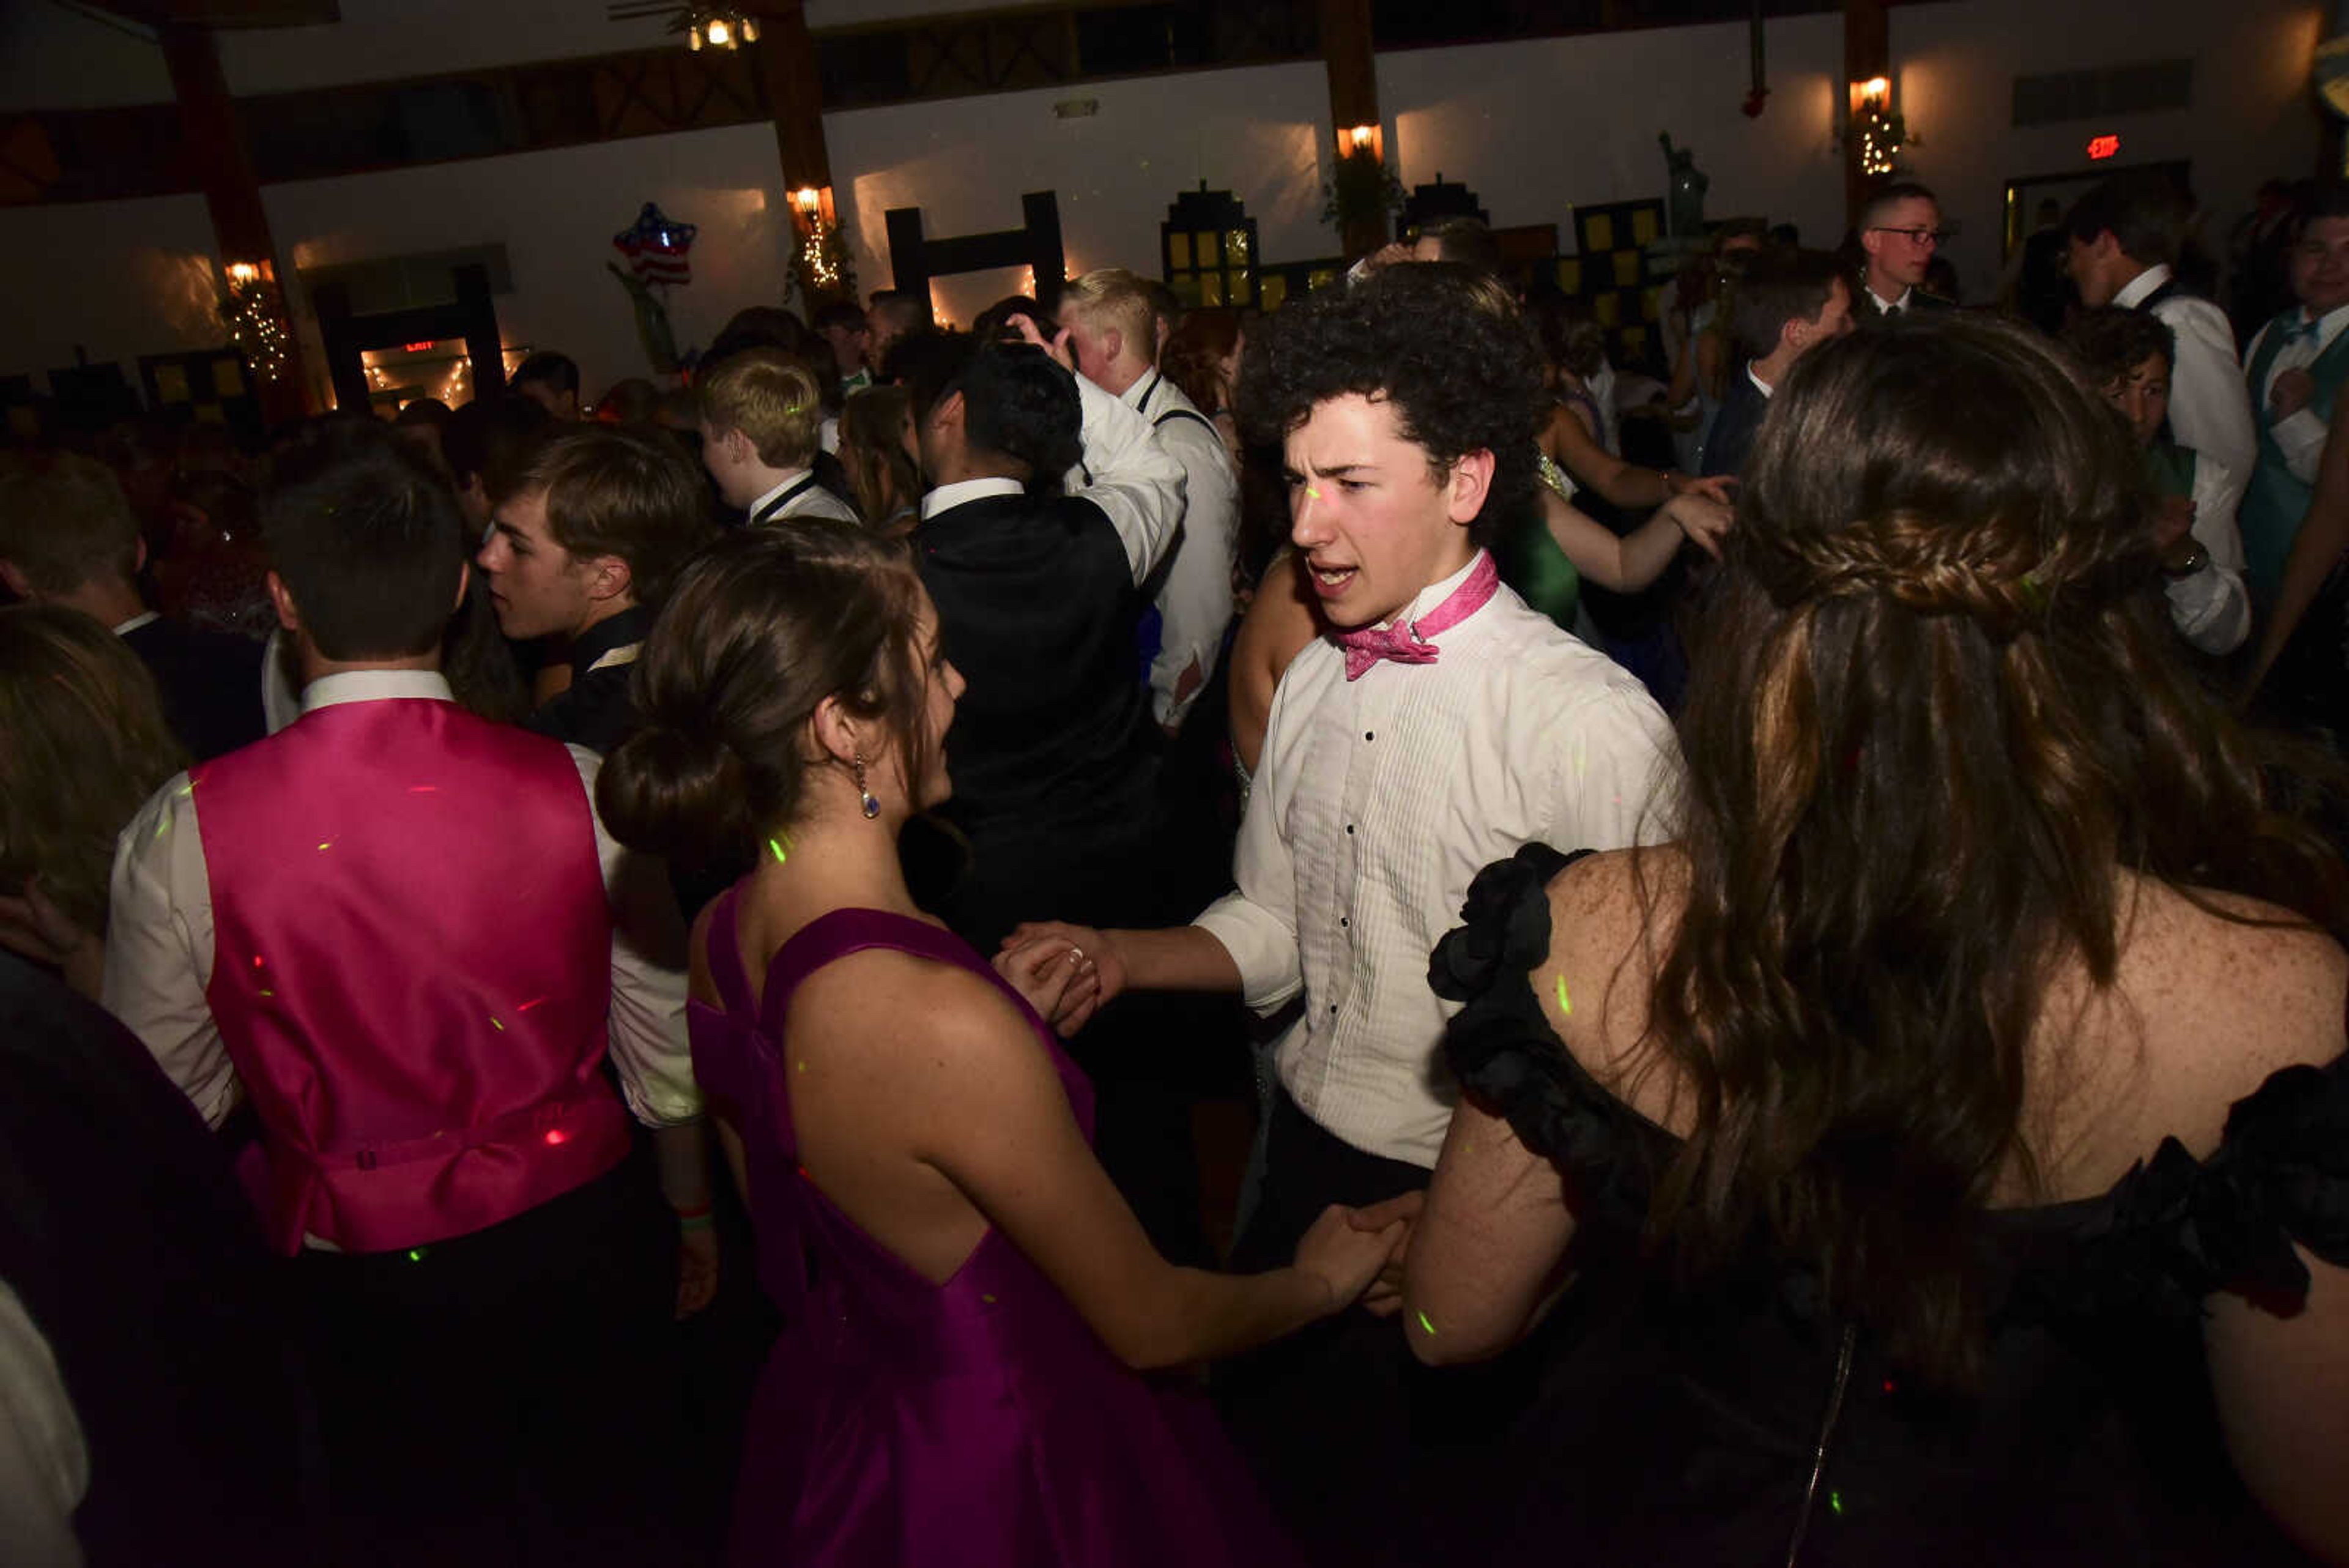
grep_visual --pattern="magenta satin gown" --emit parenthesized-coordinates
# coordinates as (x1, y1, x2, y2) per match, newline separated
(690, 895, 1299, 1567)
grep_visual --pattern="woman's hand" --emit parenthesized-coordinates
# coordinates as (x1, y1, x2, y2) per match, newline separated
(1666, 472, 1735, 506)
(1664, 491, 1735, 559)
(993, 927, 1108, 1036)
(1346, 1190, 1425, 1317)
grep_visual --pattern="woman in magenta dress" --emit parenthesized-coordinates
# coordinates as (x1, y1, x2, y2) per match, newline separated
(598, 526, 1402, 1566)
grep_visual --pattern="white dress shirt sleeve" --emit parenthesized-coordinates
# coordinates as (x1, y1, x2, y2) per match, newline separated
(0, 1279, 86, 1568)
(103, 774, 239, 1129)
(2167, 451, 2252, 656)
(1148, 418, 1241, 728)
(1072, 374, 1185, 586)
(2156, 298, 2256, 483)
(1535, 676, 1685, 853)
(566, 747, 702, 1128)
(1190, 669, 1307, 1014)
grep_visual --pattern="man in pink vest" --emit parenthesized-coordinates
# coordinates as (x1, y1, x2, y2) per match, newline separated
(102, 425, 702, 1564)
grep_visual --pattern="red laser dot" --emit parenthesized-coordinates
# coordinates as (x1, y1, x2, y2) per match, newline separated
(543, 1128, 568, 1146)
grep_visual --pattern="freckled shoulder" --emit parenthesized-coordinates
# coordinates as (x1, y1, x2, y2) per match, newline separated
(1538, 847, 1687, 1117)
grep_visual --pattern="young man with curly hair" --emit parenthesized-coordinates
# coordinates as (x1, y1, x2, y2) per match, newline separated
(1004, 264, 1681, 1565)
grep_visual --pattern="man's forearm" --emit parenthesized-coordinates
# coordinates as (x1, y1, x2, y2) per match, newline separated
(1111, 924, 1245, 995)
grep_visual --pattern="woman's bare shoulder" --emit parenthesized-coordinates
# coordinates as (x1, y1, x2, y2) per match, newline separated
(1537, 847, 1689, 1119)
(2123, 880, 2348, 1087)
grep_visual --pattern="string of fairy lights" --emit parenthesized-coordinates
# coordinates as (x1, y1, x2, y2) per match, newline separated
(1850, 76, 1906, 179)
(221, 262, 290, 385)
(365, 346, 529, 409)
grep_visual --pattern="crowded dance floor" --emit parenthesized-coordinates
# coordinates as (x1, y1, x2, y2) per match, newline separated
(2, 0, 2346, 1562)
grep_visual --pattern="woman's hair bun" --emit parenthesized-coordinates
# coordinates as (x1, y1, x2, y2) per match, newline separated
(595, 720, 755, 869)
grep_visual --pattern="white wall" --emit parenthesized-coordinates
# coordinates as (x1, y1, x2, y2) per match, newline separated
(0, 193, 223, 370)
(1379, 13, 1848, 262)
(825, 59, 1330, 329)
(1890, 0, 2323, 294)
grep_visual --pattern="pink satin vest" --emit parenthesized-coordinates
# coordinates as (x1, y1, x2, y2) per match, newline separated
(195, 696, 631, 1255)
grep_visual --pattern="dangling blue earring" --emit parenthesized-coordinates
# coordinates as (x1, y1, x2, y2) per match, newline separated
(853, 753, 880, 820)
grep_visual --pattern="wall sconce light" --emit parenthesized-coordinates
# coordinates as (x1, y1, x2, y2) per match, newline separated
(1340, 123, 1382, 163)
(1845, 75, 1907, 179)
(789, 184, 836, 228)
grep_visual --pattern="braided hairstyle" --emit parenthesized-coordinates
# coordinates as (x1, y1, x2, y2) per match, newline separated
(1642, 313, 2345, 1388)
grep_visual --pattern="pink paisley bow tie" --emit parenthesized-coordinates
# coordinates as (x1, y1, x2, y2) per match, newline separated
(1335, 552, 1501, 681)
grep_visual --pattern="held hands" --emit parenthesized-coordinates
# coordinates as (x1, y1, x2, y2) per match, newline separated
(1663, 490, 1735, 560)
(993, 923, 1116, 1036)
(1665, 471, 1735, 507)
(2272, 366, 2316, 420)
(1294, 1202, 1413, 1317)
(1344, 1190, 1425, 1318)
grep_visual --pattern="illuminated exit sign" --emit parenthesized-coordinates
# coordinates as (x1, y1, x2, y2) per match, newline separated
(2087, 134, 2121, 161)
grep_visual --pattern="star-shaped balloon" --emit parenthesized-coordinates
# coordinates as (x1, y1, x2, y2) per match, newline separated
(614, 202, 698, 288)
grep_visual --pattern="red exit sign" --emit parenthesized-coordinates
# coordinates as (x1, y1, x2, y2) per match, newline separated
(2087, 134, 2121, 161)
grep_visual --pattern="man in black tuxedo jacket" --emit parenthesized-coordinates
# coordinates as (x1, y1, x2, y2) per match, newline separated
(0, 452, 262, 760)
(895, 331, 1185, 952)
(1705, 248, 1857, 480)
(896, 332, 1223, 1262)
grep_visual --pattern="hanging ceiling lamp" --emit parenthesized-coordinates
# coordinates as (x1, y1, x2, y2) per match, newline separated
(684, 8, 759, 51)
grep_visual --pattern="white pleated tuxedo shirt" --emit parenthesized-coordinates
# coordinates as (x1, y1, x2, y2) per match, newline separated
(1193, 553, 1682, 1168)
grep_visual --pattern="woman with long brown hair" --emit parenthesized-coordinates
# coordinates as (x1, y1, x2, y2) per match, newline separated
(1399, 314, 2349, 1563)
(834, 383, 921, 536)
(0, 603, 187, 997)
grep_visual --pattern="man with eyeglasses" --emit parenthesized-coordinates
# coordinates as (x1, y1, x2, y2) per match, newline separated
(1857, 182, 1953, 318)
(2065, 170, 2255, 486)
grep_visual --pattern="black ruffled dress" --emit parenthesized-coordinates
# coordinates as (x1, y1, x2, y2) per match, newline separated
(1431, 844, 2349, 1566)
